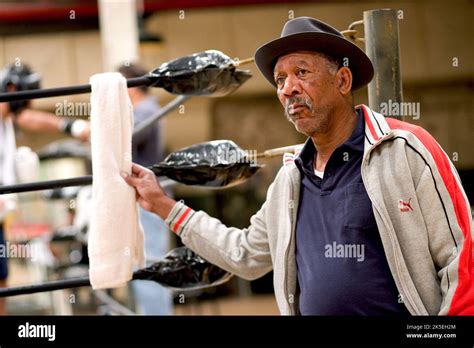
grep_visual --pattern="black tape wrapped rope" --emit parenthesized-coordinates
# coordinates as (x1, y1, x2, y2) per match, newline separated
(0, 247, 232, 297)
(0, 50, 251, 102)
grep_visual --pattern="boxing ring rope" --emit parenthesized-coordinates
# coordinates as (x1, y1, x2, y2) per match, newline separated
(0, 247, 233, 298)
(0, 142, 302, 195)
(0, 50, 253, 195)
(340, 20, 365, 44)
(0, 265, 162, 297)
(0, 175, 175, 195)
(0, 51, 254, 103)
(1, 276, 91, 297)
(0, 176, 93, 195)
(0, 94, 188, 195)
(0, 76, 152, 103)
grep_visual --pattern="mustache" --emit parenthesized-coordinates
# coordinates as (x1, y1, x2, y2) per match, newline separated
(285, 97, 314, 116)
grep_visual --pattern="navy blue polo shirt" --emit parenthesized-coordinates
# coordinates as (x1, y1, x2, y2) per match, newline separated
(294, 110, 410, 315)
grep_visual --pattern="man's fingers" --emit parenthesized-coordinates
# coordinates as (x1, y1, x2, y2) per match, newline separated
(121, 171, 140, 187)
(130, 163, 151, 178)
(132, 162, 156, 179)
(131, 163, 146, 175)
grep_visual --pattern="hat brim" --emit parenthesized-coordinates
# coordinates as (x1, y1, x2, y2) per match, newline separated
(254, 32, 374, 90)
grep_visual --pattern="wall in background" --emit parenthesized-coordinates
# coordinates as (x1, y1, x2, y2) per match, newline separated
(0, 0, 471, 168)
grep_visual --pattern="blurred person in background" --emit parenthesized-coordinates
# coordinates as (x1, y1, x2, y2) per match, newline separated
(118, 63, 173, 315)
(0, 63, 90, 315)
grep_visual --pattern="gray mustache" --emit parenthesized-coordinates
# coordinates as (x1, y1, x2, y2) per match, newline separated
(285, 97, 314, 115)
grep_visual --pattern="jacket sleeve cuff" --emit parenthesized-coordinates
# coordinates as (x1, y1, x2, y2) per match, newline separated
(165, 200, 195, 236)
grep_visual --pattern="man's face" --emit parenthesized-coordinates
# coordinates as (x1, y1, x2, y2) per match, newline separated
(274, 51, 339, 137)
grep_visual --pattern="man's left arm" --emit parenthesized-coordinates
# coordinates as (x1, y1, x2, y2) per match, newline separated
(414, 148, 473, 315)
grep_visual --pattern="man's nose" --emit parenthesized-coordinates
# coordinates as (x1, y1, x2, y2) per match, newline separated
(280, 75, 302, 96)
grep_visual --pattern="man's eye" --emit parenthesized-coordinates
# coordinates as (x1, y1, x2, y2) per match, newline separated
(275, 77, 285, 86)
(297, 69, 308, 76)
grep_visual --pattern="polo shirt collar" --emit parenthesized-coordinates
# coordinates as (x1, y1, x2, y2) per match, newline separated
(295, 109, 365, 173)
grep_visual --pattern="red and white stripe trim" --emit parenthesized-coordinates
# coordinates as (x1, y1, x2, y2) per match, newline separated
(167, 204, 195, 235)
(386, 117, 473, 315)
(358, 104, 391, 144)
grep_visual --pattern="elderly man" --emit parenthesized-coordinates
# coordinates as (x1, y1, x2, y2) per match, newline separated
(122, 17, 473, 315)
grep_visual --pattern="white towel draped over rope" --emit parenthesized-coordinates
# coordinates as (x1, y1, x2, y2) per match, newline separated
(88, 72, 145, 289)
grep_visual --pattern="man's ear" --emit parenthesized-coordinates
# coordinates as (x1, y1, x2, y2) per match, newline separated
(336, 67, 353, 96)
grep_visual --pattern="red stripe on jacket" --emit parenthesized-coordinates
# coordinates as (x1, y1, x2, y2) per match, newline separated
(386, 117, 473, 314)
(172, 207, 192, 234)
(360, 105, 381, 141)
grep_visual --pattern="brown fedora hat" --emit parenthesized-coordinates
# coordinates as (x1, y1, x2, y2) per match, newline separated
(254, 17, 374, 90)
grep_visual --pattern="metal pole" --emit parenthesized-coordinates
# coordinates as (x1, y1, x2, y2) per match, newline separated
(133, 95, 189, 138)
(98, 0, 139, 71)
(364, 9, 403, 116)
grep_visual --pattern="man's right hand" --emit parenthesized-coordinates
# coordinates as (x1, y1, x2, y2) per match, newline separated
(121, 163, 176, 219)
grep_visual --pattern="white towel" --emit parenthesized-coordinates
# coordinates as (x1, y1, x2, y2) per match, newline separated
(88, 72, 145, 289)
